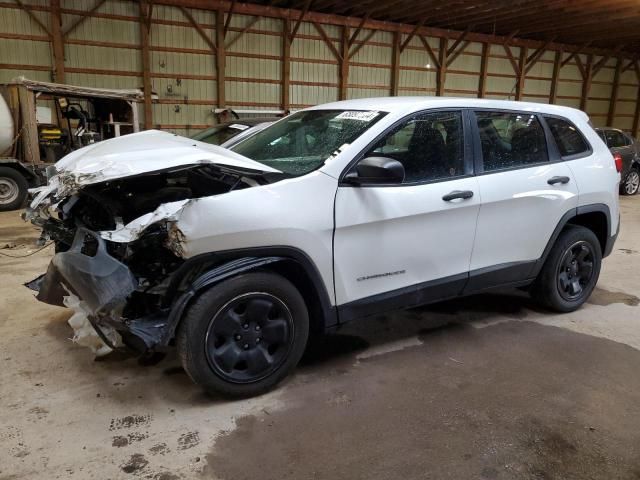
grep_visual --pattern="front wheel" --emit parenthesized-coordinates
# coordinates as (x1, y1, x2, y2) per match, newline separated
(621, 168, 640, 195)
(177, 272, 309, 397)
(531, 225, 602, 312)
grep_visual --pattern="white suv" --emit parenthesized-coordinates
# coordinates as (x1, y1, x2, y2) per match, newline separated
(26, 97, 620, 397)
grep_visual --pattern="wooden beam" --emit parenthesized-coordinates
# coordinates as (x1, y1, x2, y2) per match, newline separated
(179, 6, 217, 52)
(149, 0, 635, 60)
(390, 30, 400, 96)
(418, 34, 440, 70)
(549, 49, 562, 104)
(289, 0, 311, 42)
(139, 0, 153, 129)
(580, 54, 593, 111)
(446, 40, 469, 68)
(436, 37, 446, 96)
(348, 29, 375, 59)
(561, 42, 592, 67)
(216, 8, 226, 107)
(15, 0, 51, 37)
(281, 18, 291, 111)
(348, 13, 369, 48)
(524, 37, 555, 74)
(478, 42, 490, 98)
(592, 46, 623, 76)
(446, 28, 470, 57)
(50, 0, 65, 82)
(339, 25, 349, 100)
(225, 16, 260, 49)
(633, 84, 640, 138)
(607, 57, 622, 126)
(400, 19, 424, 53)
(515, 46, 527, 100)
(222, 0, 236, 38)
(62, 0, 106, 38)
(312, 21, 341, 61)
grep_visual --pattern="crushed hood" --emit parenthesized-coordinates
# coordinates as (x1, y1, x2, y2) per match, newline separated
(54, 129, 280, 185)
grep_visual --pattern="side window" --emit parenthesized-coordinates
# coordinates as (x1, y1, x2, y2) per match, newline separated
(475, 111, 548, 171)
(368, 110, 465, 183)
(545, 117, 590, 157)
(605, 130, 626, 148)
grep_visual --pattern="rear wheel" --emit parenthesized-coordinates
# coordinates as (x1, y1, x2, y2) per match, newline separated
(531, 225, 601, 312)
(621, 168, 640, 195)
(177, 272, 309, 397)
(0, 167, 28, 212)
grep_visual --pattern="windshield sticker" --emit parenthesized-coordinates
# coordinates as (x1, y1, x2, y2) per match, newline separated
(229, 123, 250, 130)
(336, 111, 380, 122)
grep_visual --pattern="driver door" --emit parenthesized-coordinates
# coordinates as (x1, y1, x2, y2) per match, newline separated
(333, 110, 480, 319)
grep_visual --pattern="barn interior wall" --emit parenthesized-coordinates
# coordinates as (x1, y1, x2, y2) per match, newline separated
(1, 0, 638, 136)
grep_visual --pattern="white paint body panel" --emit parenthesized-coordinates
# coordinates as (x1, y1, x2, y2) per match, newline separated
(0, 94, 14, 157)
(54, 129, 280, 185)
(176, 171, 337, 303)
(470, 163, 578, 271)
(334, 178, 480, 304)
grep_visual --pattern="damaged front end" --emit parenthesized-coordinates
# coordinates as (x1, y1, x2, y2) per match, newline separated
(25, 133, 281, 355)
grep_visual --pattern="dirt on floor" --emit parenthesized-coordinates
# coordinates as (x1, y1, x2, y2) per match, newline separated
(0, 197, 639, 480)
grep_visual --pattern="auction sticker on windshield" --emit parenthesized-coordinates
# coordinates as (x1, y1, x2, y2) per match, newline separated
(335, 111, 380, 121)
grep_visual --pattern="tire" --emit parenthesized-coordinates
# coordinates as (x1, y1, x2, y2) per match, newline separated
(0, 167, 28, 212)
(177, 272, 309, 397)
(620, 167, 640, 195)
(531, 225, 602, 313)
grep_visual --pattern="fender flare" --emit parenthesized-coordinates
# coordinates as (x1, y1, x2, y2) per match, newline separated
(532, 203, 612, 277)
(160, 248, 337, 345)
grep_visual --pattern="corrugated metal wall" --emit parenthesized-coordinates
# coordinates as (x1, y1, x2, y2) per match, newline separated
(1, 0, 639, 136)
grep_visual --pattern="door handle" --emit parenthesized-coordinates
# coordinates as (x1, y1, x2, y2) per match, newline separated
(547, 176, 570, 185)
(442, 190, 474, 201)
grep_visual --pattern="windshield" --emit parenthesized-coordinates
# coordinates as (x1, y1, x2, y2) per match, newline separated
(230, 110, 386, 176)
(191, 124, 250, 145)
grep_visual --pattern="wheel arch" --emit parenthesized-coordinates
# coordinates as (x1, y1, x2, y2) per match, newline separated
(161, 247, 337, 345)
(534, 203, 611, 277)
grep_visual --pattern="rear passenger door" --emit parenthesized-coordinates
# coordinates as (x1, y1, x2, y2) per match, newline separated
(466, 110, 579, 291)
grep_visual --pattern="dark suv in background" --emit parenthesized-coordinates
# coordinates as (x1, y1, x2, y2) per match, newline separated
(596, 127, 640, 195)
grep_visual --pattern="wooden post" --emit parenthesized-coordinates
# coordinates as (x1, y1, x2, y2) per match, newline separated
(49, 0, 65, 82)
(478, 42, 490, 98)
(282, 18, 291, 111)
(216, 9, 226, 108)
(390, 30, 401, 96)
(607, 57, 622, 126)
(437, 37, 447, 96)
(549, 50, 562, 104)
(139, 0, 153, 129)
(339, 25, 349, 100)
(580, 54, 593, 112)
(515, 46, 527, 100)
(633, 85, 640, 138)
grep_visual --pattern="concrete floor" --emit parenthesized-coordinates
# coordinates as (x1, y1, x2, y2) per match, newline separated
(0, 197, 639, 480)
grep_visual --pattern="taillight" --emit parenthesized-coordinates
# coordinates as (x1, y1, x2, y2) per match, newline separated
(613, 152, 623, 173)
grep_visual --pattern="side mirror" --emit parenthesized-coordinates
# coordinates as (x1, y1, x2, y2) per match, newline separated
(344, 156, 405, 185)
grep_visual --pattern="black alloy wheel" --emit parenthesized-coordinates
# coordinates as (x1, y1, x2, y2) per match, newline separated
(205, 293, 294, 383)
(556, 241, 595, 301)
(177, 271, 309, 397)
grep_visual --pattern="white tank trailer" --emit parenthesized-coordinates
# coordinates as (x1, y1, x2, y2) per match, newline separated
(0, 94, 13, 157)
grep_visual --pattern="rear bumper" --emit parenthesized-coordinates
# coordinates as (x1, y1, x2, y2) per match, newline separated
(603, 216, 620, 258)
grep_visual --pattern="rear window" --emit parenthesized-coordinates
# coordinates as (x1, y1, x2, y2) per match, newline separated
(545, 117, 590, 157)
